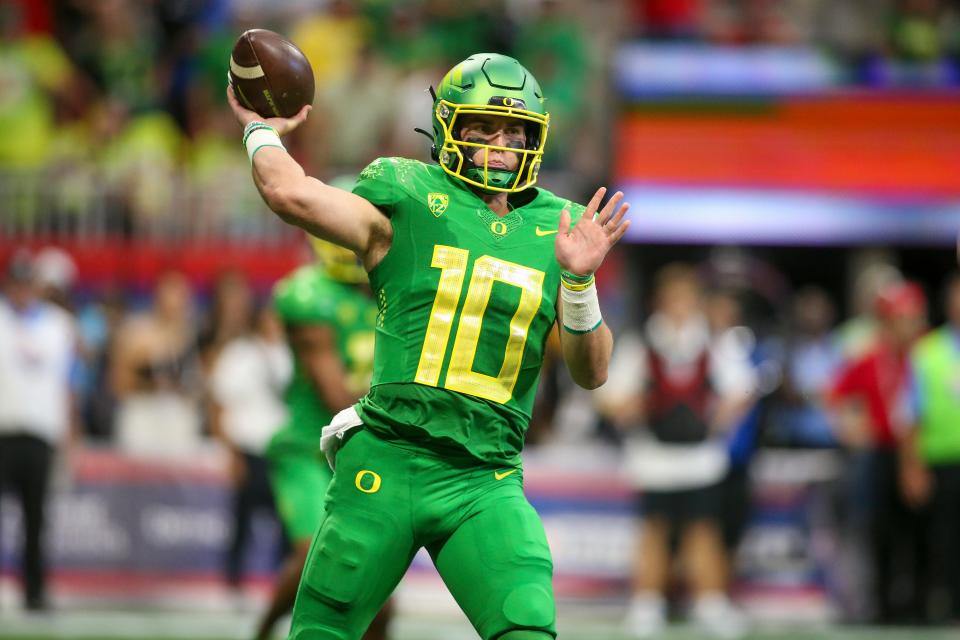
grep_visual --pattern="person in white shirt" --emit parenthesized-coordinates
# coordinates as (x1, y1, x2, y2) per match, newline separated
(110, 271, 202, 457)
(0, 250, 78, 611)
(597, 264, 756, 639)
(208, 304, 291, 590)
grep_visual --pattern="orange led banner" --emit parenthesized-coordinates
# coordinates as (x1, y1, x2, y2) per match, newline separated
(615, 95, 960, 197)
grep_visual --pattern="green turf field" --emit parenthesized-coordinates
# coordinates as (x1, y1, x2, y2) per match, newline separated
(0, 610, 957, 640)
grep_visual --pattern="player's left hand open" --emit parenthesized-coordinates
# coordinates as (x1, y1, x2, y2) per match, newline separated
(227, 84, 310, 135)
(555, 187, 631, 277)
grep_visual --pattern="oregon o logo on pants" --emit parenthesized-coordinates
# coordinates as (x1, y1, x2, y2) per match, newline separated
(354, 470, 382, 494)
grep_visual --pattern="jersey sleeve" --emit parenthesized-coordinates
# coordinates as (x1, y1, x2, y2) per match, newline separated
(272, 270, 338, 327)
(352, 157, 403, 217)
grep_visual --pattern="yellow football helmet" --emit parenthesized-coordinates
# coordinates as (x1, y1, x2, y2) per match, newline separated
(307, 235, 367, 284)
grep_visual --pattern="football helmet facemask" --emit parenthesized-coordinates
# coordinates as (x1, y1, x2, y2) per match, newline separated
(431, 53, 549, 194)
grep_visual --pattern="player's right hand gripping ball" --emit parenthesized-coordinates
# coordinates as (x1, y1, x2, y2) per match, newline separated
(229, 29, 315, 119)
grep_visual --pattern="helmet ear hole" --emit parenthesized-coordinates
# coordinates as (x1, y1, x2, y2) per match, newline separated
(524, 123, 540, 150)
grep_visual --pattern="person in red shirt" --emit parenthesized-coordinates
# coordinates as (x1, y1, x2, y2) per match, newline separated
(828, 281, 927, 624)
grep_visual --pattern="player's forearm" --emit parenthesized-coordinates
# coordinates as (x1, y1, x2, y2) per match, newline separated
(251, 149, 374, 255)
(252, 149, 326, 233)
(561, 322, 612, 389)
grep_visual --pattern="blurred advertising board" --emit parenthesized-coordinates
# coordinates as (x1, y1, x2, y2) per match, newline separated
(0, 445, 839, 619)
(613, 43, 960, 246)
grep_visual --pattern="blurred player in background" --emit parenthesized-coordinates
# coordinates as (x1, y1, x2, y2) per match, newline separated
(0, 250, 78, 611)
(229, 52, 629, 639)
(255, 234, 386, 640)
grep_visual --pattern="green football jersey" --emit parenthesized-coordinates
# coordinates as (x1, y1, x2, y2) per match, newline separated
(269, 265, 377, 454)
(353, 157, 585, 466)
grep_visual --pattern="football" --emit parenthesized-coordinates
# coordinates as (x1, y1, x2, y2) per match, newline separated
(228, 29, 315, 119)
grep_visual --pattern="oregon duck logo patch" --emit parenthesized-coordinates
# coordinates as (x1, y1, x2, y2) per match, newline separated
(427, 192, 449, 217)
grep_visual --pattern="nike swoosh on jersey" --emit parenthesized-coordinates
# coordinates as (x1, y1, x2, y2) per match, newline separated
(494, 469, 518, 480)
(535, 227, 558, 236)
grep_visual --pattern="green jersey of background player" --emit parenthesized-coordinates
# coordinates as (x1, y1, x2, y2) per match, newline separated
(229, 52, 631, 640)
(256, 236, 390, 640)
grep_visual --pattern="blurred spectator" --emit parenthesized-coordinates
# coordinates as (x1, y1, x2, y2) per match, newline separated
(32, 246, 78, 311)
(198, 269, 255, 375)
(208, 303, 290, 591)
(705, 289, 762, 556)
(768, 286, 844, 448)
(0, 1, 78, 170)
(828, 280, 928, 624)
(598, 264, 753, 639)
(290, 0, 370, 90)
(76, 285, 127, 440)
(632, 0, 707, 40)
(900, 272, 960, 622)
(110, 270, 202, 456)
(97, 104, 183, 231)
(513, 0, 589, 166)
(835, 261, 902, 361)
(307, 46, 400, 173)
(65, 0, 161, 113)
(889, 0, 949, 61)
(0, 249, 78, 611)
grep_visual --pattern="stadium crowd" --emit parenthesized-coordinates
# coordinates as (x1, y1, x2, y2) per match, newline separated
(3, 0, 960, 238)
(2, 0, 960, 634)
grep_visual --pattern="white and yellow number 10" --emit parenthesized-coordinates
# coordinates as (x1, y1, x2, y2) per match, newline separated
(414, 245, 545, 404)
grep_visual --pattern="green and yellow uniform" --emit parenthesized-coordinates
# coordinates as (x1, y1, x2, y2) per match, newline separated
(290, 157, 584, 640)
(268, 265, 376, 541)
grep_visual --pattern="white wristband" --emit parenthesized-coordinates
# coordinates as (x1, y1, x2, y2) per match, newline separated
(561, 280, 603, 334)
(245, 127, 285, 163)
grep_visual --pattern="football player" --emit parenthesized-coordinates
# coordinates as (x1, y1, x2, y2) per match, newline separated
(229, 53, 630, 640)
(255, 236, 388, 640)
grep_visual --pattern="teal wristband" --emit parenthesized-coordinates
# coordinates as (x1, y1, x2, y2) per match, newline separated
(561, 270, 594, 284)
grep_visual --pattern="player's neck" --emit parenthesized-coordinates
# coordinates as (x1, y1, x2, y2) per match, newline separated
(480, 192, 511, 217)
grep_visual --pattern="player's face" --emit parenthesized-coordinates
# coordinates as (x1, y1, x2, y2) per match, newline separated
(458, 115, 527, 172)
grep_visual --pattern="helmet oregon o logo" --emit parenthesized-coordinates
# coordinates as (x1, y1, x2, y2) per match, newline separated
(502, 97, 514, 107)
(355, 470, 382, 494)
(490, 220, 508, 236)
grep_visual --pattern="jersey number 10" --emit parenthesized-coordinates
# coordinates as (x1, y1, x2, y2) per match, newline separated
(415, 244, 545, 404)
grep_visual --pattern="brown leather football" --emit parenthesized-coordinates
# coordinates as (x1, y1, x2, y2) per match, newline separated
(228, 29, 315, 119)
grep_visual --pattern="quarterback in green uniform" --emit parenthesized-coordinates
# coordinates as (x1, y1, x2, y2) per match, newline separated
(228, 53, 630, 640)
(255, 238, 389, 640)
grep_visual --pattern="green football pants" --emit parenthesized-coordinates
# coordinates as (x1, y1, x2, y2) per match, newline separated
(269, 446, 332, 542)
(288, 428, 556, 640)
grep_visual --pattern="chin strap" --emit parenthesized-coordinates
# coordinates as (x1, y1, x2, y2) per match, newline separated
(413, 127, 438, 161)
(418, 85, 440, 160)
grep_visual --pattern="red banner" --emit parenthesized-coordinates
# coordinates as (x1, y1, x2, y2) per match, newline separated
(615, 94, 960, 197)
